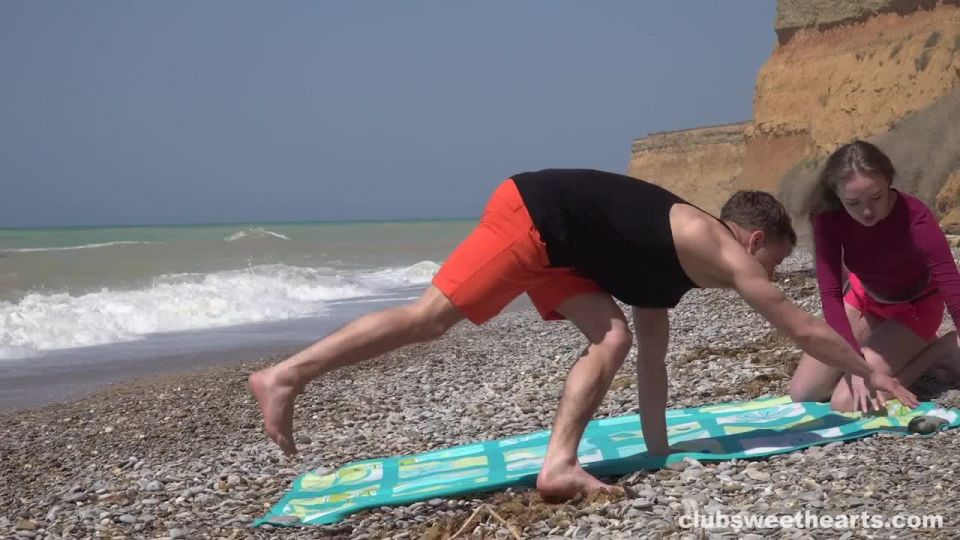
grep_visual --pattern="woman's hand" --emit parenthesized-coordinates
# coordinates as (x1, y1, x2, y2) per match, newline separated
(863, 371, 919, 410)
(848, 374, 881, 412)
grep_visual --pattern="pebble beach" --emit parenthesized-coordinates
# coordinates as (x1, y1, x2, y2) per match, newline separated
(3, 248, 960, 539)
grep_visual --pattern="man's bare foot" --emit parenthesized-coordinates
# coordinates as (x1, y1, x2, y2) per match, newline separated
(536, 461, 622, 502)
(249, 367, 300, 456)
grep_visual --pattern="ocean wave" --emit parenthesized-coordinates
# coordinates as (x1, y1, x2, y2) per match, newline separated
(224, 228, 291, 241)
(1, 241, 157, 253)
(0, 261, 440, 359)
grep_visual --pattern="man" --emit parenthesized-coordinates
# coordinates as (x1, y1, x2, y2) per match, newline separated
(250, 169, 917, 500)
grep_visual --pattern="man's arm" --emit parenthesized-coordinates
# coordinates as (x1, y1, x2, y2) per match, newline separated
(672, 208, 917, 408)
(633, 307, 670, 456)
(731, 265, 872, 377)
(725, 249, 918, 408)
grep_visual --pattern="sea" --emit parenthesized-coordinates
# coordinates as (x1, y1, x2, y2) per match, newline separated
(0, 220, 476, 405)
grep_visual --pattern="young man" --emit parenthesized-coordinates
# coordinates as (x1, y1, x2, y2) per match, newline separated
(250, 169, 917, 500)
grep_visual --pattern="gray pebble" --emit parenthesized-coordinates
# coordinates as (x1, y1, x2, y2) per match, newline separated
(144, 481, 163, 492)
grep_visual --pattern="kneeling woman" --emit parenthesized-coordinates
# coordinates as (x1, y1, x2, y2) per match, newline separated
(790, 140, 960, 412)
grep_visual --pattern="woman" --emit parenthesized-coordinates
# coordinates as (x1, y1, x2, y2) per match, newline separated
(789, 140, 960, 412)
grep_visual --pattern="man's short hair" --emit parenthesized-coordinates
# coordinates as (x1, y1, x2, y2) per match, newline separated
(720, 190, 797, 246)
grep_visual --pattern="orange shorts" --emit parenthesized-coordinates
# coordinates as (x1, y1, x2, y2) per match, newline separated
(432, 179, 603, 324)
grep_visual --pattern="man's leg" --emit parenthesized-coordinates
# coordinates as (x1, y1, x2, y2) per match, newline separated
(536, 293, 632, 500)
(250, 285, 465, 455)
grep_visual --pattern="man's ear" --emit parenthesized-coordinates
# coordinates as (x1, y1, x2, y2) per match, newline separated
(748, 230, 765, 254)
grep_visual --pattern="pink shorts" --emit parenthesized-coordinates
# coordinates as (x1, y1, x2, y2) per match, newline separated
(843, 272, 944, 342)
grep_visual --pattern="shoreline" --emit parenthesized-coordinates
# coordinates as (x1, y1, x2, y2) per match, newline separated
(0, 294, 536, 414)
(0, 343, 303, 413)
(3, 253, 960, 538)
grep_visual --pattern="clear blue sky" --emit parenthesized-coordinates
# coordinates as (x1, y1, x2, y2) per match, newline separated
(0, 1, 777, 227)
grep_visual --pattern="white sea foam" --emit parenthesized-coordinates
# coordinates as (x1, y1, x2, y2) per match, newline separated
(1, 241, 156, 253)
(223, 228, 291, 241)
(0, 261, 440, 359)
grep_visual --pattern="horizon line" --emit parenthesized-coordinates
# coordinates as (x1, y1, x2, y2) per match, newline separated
(0, 216, 477, 232)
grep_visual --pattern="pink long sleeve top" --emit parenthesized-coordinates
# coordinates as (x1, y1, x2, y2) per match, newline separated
(812, 190, 960, 350)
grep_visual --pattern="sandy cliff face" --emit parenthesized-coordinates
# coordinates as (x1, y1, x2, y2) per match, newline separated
(773, 0, 960, 45)
(746, 1, 960, 197)
(626, 123, 747, 214)
(630, 0, 960, 227)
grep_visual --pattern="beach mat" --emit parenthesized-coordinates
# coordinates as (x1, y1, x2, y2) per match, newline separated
(256, 396, 960, 526)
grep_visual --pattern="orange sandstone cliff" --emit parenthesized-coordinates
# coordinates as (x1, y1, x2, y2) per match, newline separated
(628, 0, 960, 228)
(626, 123, 748, 214)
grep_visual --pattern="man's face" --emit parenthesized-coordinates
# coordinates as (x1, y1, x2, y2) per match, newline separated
(749, 235, 793, 280)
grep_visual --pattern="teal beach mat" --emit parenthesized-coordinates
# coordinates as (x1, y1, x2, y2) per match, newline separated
(256, 396, 960, 527)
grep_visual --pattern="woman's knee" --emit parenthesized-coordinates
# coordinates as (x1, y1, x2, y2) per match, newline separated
(788, 379, 829, 403)
(789, 354, 840, 403)
(788, 380, 813, 403)
(829, 384, 856, 412)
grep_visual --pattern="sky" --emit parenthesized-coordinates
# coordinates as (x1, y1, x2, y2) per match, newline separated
(0, 1, 778, 228)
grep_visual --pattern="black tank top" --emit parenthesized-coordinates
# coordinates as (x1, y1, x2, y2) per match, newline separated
(512, 168, 699, 308)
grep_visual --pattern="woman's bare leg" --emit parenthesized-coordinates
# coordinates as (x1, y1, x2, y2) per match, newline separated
(789, 303, 877, 402)
(828, 320, 929, 411)
(881, 330, 960, 388)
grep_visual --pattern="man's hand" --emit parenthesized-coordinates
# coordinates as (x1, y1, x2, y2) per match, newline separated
(645, 441, 672, 457)
(864, 371, 918, 409)
(634, 308, 670, 460)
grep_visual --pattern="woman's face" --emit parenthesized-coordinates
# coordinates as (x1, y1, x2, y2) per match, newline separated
(836, 171, 894, 227)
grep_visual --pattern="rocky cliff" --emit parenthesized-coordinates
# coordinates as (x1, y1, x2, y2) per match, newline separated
(629, 0, 960, 229)
(626, 123, 748, 214)
(773, 0, 960, 45)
